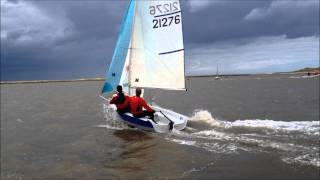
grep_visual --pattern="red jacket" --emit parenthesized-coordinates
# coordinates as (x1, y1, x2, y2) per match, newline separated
(129, 96, 154, 116)
(110, 94, 130, 110)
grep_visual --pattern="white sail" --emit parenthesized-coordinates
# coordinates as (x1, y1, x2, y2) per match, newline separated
(119, 41, 131, 93)
(129, 0, 185, 90)
(118, 45, 137, 96)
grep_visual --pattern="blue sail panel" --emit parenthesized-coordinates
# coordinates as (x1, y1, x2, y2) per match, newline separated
(102, 0, 135, 94)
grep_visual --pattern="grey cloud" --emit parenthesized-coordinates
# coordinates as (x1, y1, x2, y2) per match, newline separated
(27, 1, 127, 44)
(62, 3, 124, 41)
(1, 0, 126, 80)
(1, 0, 319, 81)
(6, 29, 41, 41)
(243, 0, 319, 38)
(1, 35, 115, 80)
(6, 0, 18, 4)
(181, 0, 318, 44)
(181, 0, 271, 44)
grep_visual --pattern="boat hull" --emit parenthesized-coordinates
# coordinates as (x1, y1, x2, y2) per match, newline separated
(114, 106, 188, 133)
(118, 113, 155, 131)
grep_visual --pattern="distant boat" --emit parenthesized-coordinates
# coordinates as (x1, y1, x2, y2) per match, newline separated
(100, 0, 188, 133)
(214, 64, 221, 80)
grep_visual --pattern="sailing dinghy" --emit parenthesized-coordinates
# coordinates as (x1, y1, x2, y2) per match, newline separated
(100, 0, 188, 133)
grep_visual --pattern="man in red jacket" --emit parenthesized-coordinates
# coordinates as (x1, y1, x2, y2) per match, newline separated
(129, 88, 155, 120)
(110, 85, 130, 113)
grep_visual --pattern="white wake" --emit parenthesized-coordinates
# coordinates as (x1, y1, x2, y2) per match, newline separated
(168, 110, 320, 168)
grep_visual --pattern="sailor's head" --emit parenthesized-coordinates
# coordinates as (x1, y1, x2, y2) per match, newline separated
(136, 88, 142, 97)
(116, 85, 123, 93)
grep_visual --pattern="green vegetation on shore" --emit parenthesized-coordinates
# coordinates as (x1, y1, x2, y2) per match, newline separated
(293, 67, 320, 73)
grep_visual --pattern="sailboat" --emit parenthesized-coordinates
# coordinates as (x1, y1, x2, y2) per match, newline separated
(214, 64, 221, 80)
(100, 0, 188, 133)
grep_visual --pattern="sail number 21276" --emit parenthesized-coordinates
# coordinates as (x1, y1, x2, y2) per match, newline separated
(153, 15, 181, 29)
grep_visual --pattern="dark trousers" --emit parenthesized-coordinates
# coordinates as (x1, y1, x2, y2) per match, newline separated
(117, 108, 130, 114)
(134, 110, 155, 120)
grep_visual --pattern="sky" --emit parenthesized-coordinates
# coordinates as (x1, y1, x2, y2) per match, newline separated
(1, 0, 319, 81)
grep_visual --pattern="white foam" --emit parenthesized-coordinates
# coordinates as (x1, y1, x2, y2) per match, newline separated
(188, 110, 320, 136)
(181, 162, 215, 177)
(194, 129, 229, 140)
(289, 75, 320, 79)
(201, 142, 238, 154)
(172, 127, 320, 167)
(169, 139, 196, 146)
(96, 124, 124, 130)
(282, 154, 320, 168)
(189, 110, 223, 127)
(168, 109, 320, 167)
(225, 119, 320, 135)
(16, 118, 23, 123)
(101, 102, 128, 130)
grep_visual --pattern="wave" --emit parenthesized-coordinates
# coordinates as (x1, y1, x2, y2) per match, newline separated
(225, 119, 319, 135)
(169, 110, 320, 168)
(100, 104, 320, 168)
(188, 110, 319, 136)
(99, 103, 128, 130)
(96, 124, 124, 130)
(188, 110, 223, 127)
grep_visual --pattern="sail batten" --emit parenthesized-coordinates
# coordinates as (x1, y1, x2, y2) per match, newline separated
(159, 49, 184, 55)
(154, 10, 181, 18)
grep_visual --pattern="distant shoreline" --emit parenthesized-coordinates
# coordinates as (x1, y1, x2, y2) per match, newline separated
(0, 74, 257, 84)
(0, 78, 105, 85)
(0, 72, 311, 84)
(1, 75, 253, 84)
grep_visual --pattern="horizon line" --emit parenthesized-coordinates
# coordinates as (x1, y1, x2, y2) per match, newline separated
(1, 71, 315, 84)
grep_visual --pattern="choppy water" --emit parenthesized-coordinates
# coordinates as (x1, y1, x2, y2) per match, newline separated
(1, 74, 319, 179)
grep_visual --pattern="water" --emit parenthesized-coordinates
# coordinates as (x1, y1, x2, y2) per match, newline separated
(1, 74, 319, 179)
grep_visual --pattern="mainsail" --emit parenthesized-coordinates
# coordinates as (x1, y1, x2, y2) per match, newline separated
(102, 0, 185, 94)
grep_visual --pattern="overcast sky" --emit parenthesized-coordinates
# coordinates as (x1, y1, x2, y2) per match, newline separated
(1, 0, 319, 80)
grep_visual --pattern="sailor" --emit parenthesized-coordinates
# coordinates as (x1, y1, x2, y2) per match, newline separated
(129, 88, 155, 121)
(110, 85, 130, 113)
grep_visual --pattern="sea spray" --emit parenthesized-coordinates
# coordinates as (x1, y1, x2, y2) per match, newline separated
(100, 102, 128, 130)
(189, 109, 223, 127)
(188, 110, 320, 136)
(168, 109, 320, 168)
(224, 120, 320, 136)
(100, 103, 320, 168)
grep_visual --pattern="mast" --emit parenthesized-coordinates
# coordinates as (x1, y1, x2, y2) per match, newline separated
(216, 65, 219, 76)
(128, 0, 136, 96)
(128, 47, 132, 96)
(180, 0, 187, 91)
